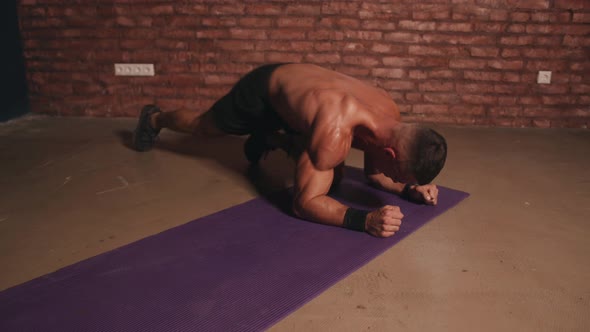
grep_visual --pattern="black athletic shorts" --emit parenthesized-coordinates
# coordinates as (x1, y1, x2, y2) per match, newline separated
(211, 63, 292, 136)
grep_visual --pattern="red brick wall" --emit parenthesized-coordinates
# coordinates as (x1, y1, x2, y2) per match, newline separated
(18, 0, 590, 128)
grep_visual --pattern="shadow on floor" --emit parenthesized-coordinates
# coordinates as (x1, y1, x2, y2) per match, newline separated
(115, 129, 295, 214)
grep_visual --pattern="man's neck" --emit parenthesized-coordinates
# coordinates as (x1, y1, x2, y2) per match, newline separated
(353, 116, 400, 148)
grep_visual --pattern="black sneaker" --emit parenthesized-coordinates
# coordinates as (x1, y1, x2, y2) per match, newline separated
(244, 134, 273, 164)
(133, 105, 162, 152)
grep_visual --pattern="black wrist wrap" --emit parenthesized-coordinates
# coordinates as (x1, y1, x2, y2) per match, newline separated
(400, 183, 413, 200)
(343, 208, 369, 232)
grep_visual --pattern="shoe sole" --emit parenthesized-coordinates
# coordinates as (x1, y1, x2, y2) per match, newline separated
(133, 105, 160, 152)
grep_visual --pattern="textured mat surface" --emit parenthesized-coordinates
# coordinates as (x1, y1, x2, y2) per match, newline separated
(0, 167, 468, 332)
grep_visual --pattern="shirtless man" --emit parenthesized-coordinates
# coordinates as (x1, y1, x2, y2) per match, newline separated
(133, 63, 447, 238)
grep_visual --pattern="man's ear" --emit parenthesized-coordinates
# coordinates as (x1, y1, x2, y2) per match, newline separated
(384, 147, 396, 160)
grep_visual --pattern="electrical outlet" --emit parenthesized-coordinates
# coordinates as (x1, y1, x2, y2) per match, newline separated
(114, 63, 155, 76)
(537, 71, 551, 84)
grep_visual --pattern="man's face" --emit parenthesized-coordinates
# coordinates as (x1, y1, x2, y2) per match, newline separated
(382, 159, 416, 184)
(374, 148, 416, 184)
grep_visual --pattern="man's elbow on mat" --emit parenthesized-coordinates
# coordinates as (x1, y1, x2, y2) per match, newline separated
(292, 198, 308, 220)
(292, 197, 321, 223)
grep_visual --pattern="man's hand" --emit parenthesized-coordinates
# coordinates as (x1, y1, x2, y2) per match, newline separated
(410, 184, 439, 205)
(365, 205, 404, 238)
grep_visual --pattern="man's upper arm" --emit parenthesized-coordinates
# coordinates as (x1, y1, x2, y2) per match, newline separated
(292, 151, 352, 227)
(294, 151, 333, 211)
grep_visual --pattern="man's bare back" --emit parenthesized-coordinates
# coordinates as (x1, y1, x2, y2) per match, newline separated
(132, 63, 447, 237)
(269, 64, 400, 133)
(268, 64, 402, 170)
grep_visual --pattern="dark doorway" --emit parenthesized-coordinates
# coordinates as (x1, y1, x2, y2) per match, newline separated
(1, 0, 29, 122)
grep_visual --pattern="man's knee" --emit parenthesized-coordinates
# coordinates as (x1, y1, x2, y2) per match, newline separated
(192, 111, 225, 137)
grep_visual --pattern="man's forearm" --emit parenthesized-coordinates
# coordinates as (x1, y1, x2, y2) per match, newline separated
(367, 173, 434, 204)
(366, 172, 406, 195)
(293, 194, 349, 227)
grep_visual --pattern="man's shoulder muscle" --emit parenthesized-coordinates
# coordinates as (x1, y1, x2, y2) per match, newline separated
(308, 119, 352, 171)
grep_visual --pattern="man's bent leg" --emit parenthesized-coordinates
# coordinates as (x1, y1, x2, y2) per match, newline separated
(243, 131, 293, 164)
(133, 105, 225, 152)
(267, 131, 305, 159)
(152, 108, 225, 137)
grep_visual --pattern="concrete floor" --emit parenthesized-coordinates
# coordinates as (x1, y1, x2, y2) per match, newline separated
(0, 115, 588, 331)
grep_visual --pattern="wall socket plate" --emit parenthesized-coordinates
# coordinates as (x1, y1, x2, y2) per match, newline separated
(114, 63, 155, 76)
(537, 71, 551, 84)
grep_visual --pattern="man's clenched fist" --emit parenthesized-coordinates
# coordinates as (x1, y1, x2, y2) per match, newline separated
(365, 205, 404, 238)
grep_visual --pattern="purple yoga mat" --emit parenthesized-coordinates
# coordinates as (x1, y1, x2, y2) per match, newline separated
(0, 167, 468, 332)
